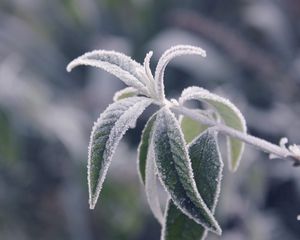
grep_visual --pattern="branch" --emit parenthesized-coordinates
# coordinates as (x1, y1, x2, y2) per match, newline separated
(171, 105, 300, 166)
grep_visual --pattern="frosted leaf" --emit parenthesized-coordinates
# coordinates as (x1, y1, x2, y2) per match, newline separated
(297, 215, 300, 221)
(145, 142, 164, 224)
(144, 51, 155, 82)
(179, 86, 247, 172)
(88, 97, 152, 209)
(136, 113, 163, 223)
(152, 107, 221, 235)
(67, 50, 148, 93)
(113, 87, 138, 102)
(137, 114, 157, 184)
(162, 130, 223, 240)
(154, 45, 206, 101)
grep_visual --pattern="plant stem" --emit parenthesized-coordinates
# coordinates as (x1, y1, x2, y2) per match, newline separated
(171, 105, 300, 165)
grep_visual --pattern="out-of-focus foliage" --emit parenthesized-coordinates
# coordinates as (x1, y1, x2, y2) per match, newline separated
(0, 0, 300, 239)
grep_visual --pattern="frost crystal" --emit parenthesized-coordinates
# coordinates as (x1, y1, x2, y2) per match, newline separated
(154, 45, 206, 101)
(153, 107, 221, 234)
(145, 142, 164, 224)
(179, 86, 246, 172)
(279, 137, 288, 149)
(88, 97, 152, 209)
(289, 144, 300, 156)
(67, 50, 149, 94)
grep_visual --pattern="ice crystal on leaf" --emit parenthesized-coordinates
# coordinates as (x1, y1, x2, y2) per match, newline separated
(88, 97, 152, 209)
(154, 45, 206, 101)
(152, 108, 221, 234)
(179, 86, 247, 171)
(163, 130, 223, 240)
(66, 44, 297, 240)
(67, 50, 149, 94)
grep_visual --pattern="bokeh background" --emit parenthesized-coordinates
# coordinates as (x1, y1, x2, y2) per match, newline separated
(1, 0, 300, 239)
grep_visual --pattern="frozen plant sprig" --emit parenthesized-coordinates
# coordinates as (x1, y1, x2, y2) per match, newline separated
(67, 45, 300, 240)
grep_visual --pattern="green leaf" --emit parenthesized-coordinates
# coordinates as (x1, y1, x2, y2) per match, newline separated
(163, 130, 223, 240)
(113, 87, 138, 102)
(137, 113, 164, 224)
(154, 45, 206, 101)
(88, 97, 152, 209)
(67, 50, 148, 93)
(137, 114, 157, 185)
(145, 143, 164, 224)
(152, 108, 221, 235)
(180, 114, 208, 144)
(179, 86, 247, 171)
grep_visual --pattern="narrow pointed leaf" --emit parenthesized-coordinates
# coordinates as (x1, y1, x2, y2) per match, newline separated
(179, 86, 247, 171)
(137, 114, 164, 224)
(152, 108, 221, 234)
(163, 130, 223, 240)
(113, 87, 138, 102)
(144, 51, 155, 81)
(67, 50, 148, 92)
(137, 114, 157, 184)
(145, 144, 164, 224)
(154, 45, 206, 101)
(88, 97, 152, 209)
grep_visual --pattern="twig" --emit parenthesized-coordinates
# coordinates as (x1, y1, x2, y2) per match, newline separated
(171, 105, 300, 166)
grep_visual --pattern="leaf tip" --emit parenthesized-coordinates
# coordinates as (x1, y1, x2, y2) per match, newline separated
(230, 166, 238, 172)
(207, 216, 222, 235)
(89, 191, 99, 210)
(215, 224, 222, 236)
(89, 199, 96, 210)
(66, 60, 76, 72)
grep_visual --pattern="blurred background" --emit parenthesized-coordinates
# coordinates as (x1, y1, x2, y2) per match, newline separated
(0, 0, 300, 239)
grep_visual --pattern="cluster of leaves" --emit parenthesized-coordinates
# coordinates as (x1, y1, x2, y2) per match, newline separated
(67, 45, 247, 240)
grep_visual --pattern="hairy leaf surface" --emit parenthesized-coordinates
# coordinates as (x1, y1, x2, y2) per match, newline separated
(179, 86, 246, 171)
(137, 114, 164, 223)
(152, 108, 221, 234)
(88, 97, 152, 209)
(137, 114, 157, 184)
(154, 45, 206, 101)
(145, 143, 164, 224)
(163, 130, 223, 240)
(67, 50, 148, 93)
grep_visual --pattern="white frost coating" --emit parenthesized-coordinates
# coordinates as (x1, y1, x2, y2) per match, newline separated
(179, 86, 247, 171)
(188, 130, 224, 214)
(144, 51, 154, 81)
(142, 51, 157, 98)
(270, 138, 299, 160)
(179, 87, 245, 128)
(297, 215, 300, 221)
(113, 87, 138, 102)
(160, 198, 171, 240)
(154, 45, 206, 101)
(161, 130, 224, 240)
(289, 144, 300, 156)
(189, 130, 224, 240)
(153, 107, 221, 235)
(88, 97, 153, 209)
(145, 140, 164, 224)
(67, 50, 149, 94)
